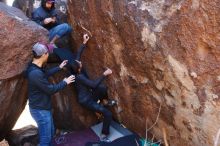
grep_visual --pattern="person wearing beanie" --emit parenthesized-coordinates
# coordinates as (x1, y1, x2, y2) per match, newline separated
(32, 0, 72, 45)
(25, 42, 75, 146)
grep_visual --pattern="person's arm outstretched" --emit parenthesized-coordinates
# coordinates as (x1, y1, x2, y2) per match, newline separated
(29, 70, 75, 95)
(77, 68, 112, 89)
(45, 60, 68, 77)
(76, 34, 90, 60)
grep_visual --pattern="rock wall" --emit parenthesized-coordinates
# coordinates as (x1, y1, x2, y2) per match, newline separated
(67, 0, 220, 145)
(0, 2, 47, 139)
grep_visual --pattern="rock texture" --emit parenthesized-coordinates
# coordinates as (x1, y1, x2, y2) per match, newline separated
(67, 0, 220, 145)
(6, 125, 38, 146)
(0, 2, 48, 139)
(13, 0, 34, 18)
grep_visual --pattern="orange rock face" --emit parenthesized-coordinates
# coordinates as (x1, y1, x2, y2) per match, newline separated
(67, 0, 220, 145)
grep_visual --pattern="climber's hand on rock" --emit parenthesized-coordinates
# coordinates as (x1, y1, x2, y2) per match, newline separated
(63, 75, 75, 85)
(103, 68, 112, 76)
(59, 60, 68, 69)
(44, 18, 54, 24)
(83, 34, 90, 44)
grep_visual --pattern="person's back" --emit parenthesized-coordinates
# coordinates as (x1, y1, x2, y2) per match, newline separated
(26, 62, 66, 110)
(27, 63, 51, 110)
(75, 73, 98, 103)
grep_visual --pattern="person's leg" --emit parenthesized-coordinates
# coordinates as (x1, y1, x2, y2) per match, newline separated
(50, 112, 55, 140)
(29, 108, 54, 146)
(49, 23, 72, 43)
(82, 100, 112, 135)
(53, 47, 75, 64)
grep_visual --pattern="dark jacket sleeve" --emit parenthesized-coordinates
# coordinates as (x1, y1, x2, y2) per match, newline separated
(32, 11, 44, 26)
(78, 74, 105, 89)
(76, 44, 86, 61)
(45, 66, 61, 77)
(29, 70, 67, 95)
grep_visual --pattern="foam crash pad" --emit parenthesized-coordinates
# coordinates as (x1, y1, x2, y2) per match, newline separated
(52, 121, 139, 146)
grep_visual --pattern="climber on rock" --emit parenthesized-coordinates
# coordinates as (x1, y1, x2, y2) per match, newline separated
(25, 42, 75, 146)
(47, 33, 117, 142)
(32, 0, 72, 46)
(71, 60, 117, 142)
(51, 33, 117, 108)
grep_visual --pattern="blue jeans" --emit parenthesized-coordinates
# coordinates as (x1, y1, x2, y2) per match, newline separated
(30, 108, 55, 146)
(49, 23, 72, 41)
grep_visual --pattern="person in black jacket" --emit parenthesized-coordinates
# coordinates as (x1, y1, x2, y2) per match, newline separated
(32, 0, 72, 45)
(72, 60, 116, 142)
(26, 42, 75, 146)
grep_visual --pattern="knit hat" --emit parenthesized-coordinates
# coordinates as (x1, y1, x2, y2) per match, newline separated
(32, 43, 48, 56)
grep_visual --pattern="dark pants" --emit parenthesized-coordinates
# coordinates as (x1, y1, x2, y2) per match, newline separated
(53, 47, 89, 77)
(82, 85, 112, 135)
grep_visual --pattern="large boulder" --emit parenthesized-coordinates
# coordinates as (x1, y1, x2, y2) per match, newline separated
(6, 125, 38, 146)
(0, 2, 48, 139)
(67, 0, 220, 145)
